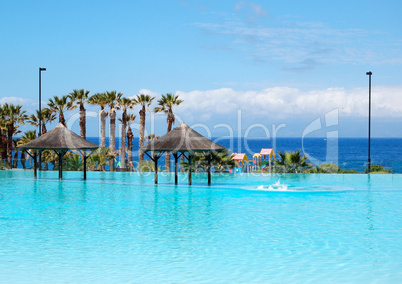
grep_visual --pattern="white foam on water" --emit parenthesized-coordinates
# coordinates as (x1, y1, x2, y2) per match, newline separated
(248, 180, 358, 192)
(253, 180, 292, 192)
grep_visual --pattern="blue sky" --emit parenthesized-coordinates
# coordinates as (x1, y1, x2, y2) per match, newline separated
(1, 0, 401, 138)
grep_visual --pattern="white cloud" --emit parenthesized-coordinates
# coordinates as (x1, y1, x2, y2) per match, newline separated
(234, 1, 268, 23)
(0, 96, 36, 106)
(176, 86, 402, 119)
(128, 89, 161, 100)
(193, 7, 402, 66)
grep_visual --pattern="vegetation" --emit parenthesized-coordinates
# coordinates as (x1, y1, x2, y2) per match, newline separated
(17, 130, 36, 169)
(275, 150, 311, 173)
(117, 97, 135, 169)
(0, 160, 10, 170)
(27, 108, 56, 135)
(3, 89, 396, 177)
(154, 93, 183, 172)
(133, 94, 155, 163)
(69, 89, 90, 139)
(308, 163, 357, 174)
(47, 95, 74, 126)
(126, 114, 136, 165)
(0, 103, 28, 166)
(138, 160, 160, 172)
(87, 147, 111, 171)
(365, 164, 392, 174)
(88, 92, 108, 147)
(180, 150, 237, 173)
(0, 90, 181, 173)
(63, 153, 83, 171)
(104, 91, 122, 171)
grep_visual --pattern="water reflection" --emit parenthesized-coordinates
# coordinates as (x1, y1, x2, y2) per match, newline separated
(364, 179, 378, 266)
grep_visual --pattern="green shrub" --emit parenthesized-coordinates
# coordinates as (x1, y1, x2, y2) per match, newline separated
(318, 163, 340, 173)
(138, 160, 160, 172)
(0, 160, 10, 170)
(307, 164, 358, 174)
(365, 164, 391, 174)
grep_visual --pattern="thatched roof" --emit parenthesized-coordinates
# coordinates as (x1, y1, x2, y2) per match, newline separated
(141, 122, 226, 153)
(18, 123, 99, 150)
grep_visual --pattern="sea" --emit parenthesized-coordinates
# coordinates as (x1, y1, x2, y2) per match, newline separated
(85, 137, 402, 173)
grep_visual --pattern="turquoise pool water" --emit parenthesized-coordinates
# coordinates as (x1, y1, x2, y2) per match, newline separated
(1, 171, 402, 283)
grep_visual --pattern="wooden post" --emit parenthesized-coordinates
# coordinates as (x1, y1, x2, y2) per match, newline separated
(207, 155, 211, 185)
(188, 154, 192, 185)
(154, 153, 158, 184)
(83, 155, 87, 180)
(33, 151, 37, 179)
(173, 152, 179, 185)
(57, 150, 66, 180)
(38, 150, 41, 171)
(58, 152, 62, 180)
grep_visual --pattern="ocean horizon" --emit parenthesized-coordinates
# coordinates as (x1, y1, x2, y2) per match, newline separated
(84, 137, 402, 173)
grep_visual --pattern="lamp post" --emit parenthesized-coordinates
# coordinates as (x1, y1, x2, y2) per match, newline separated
(366, 71, 372, 173)
(39, 67, 46, 135)
(39, 67, 46, 170)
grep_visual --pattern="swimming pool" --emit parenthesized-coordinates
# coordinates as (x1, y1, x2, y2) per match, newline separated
(1, 171, 402, 283)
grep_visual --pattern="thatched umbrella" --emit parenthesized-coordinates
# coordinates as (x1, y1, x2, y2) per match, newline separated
(18, 123, 99, 179)
(141, 122, 226, 185)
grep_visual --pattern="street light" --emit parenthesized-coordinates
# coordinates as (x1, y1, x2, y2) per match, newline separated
(39, 67, 46, 136)
(39, 67, 46, 170)
(366, 71, 372, 173)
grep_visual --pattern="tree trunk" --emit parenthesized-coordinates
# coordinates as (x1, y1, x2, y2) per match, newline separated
(0, 132, 6, 161)
(121, 111, 127, 169)
(110, 110, 116, 152)
(13, 149, 18, 168)
(80, 104, 86, 139)
(60, 112, 66, 126)
(127, 126, 134, 167)
(6, 125, 13, 167)
(165, 114, 174, 172)
(42, 124, 47, 135)
(100, 107, 106, 147)
(139, 107, 145, 163)
(109, 110, 116, 171)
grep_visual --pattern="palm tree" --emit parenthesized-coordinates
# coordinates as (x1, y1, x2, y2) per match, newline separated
(27, 107, 56, 170)
(180, 150, 236, 173)
(88, 92, 108, 147)
(68, 89, 90, 139)
(154, 93, 183, 172)
(142, 134, 160, 166)
(12, 138, 21, 168)
(132, 94, 154, 163)
(1, 104, 28, 166)
(104, 91, 123, 171)
(87, 147, 111, 171)
(17, 130, 36, 169)
(145, 133, 159, 142)
(64, 153, 83, 171)
(126, 114, 136, 166)
(47, 95, 74, 126)
(116, 97, 135, 169)
(276, 150, 310, 173)
(28, 108, 56, 135)
(289, 150, 310, 173)
(0, 107, 8, 161)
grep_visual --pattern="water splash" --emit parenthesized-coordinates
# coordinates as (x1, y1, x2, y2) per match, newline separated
(256, 180, 289, 191)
